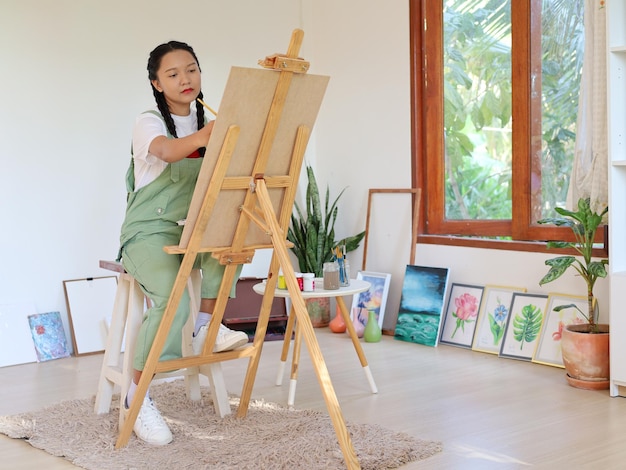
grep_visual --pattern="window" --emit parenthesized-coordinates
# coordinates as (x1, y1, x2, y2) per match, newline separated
(411, 0, 600, 250)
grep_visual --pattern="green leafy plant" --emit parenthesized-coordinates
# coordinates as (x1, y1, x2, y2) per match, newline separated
(538, 197, 608, 332)
(513, 303, 543, 349)
(287, 165, 365, 277)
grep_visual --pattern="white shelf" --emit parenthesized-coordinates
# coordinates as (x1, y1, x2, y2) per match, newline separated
(608, 0, 626, 397)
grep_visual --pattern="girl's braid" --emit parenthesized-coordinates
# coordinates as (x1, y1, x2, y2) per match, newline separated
(196, 91, 206, 157)
(153, 87, 178, 138)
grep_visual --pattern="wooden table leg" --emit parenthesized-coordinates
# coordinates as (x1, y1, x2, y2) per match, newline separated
(276, 304, 296, 385)
(288, 317, 303, 406)
(337, 297, 378, 394)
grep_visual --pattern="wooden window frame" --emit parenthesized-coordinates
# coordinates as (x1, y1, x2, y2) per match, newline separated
(409, 0, 607, 256)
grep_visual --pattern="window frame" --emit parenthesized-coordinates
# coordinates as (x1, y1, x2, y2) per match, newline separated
(410, 0, 607, 256)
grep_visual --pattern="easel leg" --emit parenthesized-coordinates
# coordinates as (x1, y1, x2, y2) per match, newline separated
(237, 252, 281, 414)
(250, 178, 360, 469)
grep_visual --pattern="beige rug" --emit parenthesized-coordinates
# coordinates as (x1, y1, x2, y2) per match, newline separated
(0, 380, 441, 469)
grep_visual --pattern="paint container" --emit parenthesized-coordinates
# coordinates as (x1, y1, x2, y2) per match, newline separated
(277, 269, 287, 289)
(303, 273, 315, 292)
(323, 262, 340, 290)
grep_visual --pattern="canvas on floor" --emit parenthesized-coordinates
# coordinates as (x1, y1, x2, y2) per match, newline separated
(394, 265, 450, 347)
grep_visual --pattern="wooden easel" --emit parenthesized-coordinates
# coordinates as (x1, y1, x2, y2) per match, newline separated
(117, 29, 361, 469)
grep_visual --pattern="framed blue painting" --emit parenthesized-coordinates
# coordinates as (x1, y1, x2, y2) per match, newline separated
(394, 265, 450, 347)
(350, 271, 392, 329)
(28, 311, 70, 362)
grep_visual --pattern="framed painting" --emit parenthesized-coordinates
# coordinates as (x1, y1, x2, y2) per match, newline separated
(439, 283, 485, 348)
(532, 293, 589, 368)
(394, 265, 450, 347)
(471, 285, 527, 355)
(63, 276, 118, 355)
(28, 312, 71, 362)
(350, 271, 392, 329)
(499, 292, 548, 361)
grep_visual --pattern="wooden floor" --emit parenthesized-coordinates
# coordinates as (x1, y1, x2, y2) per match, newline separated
(1, 328, 625, 469)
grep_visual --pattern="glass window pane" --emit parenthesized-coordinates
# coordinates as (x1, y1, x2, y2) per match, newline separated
(532, 0, 584, 221)
(443, 0, 512, 220)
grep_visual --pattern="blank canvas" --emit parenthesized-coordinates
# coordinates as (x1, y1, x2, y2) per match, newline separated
(181, 66, 329, 251)
(63, 276, 117, 355)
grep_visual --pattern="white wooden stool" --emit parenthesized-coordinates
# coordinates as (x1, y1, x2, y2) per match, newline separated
(94, 260, 231, 428)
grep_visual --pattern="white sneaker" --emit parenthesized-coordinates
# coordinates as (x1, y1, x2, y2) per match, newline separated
(126, 395, 173, 446)
(192, 323, 249, 354)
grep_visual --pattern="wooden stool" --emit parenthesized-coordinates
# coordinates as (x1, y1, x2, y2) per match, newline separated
(94, 260, 231, 428)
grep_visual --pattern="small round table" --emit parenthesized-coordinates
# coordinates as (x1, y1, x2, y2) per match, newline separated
(253, 278, 378, 406)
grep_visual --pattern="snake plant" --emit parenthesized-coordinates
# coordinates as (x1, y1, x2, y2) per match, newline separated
(287, 166, 365, 277)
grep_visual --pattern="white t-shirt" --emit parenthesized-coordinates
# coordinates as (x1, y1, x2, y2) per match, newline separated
(131, 104, 201, 190)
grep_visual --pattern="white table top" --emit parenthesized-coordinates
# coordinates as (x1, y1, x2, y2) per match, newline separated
(252, 278, 370, 299)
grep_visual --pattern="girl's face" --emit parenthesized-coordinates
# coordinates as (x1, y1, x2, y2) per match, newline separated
(151, 49, 201, 116)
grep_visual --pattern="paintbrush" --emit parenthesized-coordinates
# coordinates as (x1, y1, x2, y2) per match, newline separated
(196, 98, 218, 116)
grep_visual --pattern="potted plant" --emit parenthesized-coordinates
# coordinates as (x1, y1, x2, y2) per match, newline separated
(538, 197, 609, 390)
(287, 165, 365, 326)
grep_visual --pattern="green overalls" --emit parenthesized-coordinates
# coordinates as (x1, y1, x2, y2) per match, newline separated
(118, 112, 240, 371)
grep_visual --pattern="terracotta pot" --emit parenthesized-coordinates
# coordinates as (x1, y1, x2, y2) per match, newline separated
(560, 323, 610, 390)
(305, 297, 330, 328)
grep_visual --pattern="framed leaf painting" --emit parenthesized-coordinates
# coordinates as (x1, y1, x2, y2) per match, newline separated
(394, 265, 450, 347)
(439, 283, 484, 348)
(471, 285, 526, 355)
(499, 292, 548, 361)
(532, 293, 588, 368)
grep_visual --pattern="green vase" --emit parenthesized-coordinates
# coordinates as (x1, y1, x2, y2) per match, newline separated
(364, 310, 382, 342)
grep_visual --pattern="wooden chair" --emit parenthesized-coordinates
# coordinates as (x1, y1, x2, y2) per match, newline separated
(94, 260, 230, 429)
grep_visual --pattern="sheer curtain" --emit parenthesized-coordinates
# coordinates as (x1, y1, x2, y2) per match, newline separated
(567, 0, 607, 212)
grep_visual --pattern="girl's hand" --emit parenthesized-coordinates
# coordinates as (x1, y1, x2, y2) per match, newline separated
(197, 120, 214, 147)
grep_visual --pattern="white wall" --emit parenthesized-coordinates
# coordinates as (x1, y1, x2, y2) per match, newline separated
(0, 0, 303, 355)
(0, 0, 608, 359)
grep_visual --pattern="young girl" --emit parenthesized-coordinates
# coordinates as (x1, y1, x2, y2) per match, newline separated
(118, 40, 248, 446)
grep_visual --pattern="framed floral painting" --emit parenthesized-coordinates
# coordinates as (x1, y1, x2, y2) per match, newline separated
(499, 292, 548, 361)
(471, 285, 527, 354)
(439, 283, 484, 348)
(532, 293, 589, 368)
